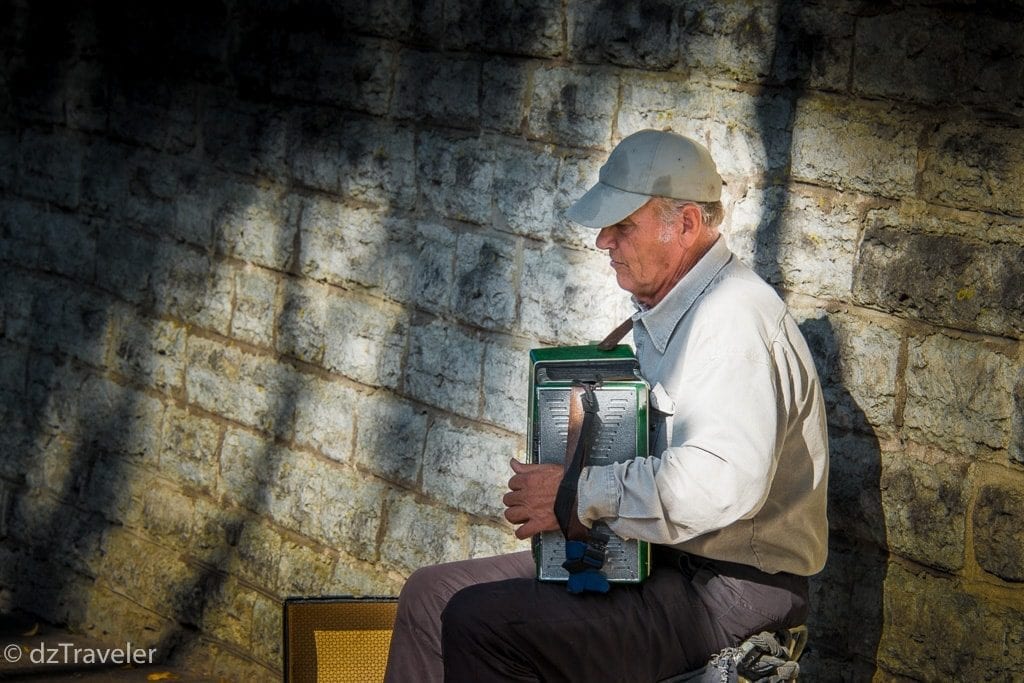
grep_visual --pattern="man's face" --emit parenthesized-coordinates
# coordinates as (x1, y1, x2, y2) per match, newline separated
(595, 199, 686, 307)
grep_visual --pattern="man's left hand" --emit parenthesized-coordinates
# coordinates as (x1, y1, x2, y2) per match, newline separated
(503, 458, 564, 540)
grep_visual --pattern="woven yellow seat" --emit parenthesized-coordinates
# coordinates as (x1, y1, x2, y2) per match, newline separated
(283, 597, 398, 683)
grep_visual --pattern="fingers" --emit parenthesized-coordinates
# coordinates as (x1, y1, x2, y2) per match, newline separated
(509, 457, 527, 473)
(514, 519, 545, 540)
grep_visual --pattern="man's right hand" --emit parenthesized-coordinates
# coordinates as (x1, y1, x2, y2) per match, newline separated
(502, 458, 564, 540)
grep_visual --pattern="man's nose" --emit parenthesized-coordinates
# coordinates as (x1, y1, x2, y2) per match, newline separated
(595, 226, 613, 249)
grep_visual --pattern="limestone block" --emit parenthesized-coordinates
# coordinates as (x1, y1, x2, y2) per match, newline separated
(169, 170, 221, 250)
(853, 11, 962, 105)
(921, 120, 1024, 216)
(0, 130, 15, 189)
(121, 151, 183, 232)
(707, 90, 795, 179)
(100, 529, 206, 624)
(0, 200, 40, 268)
(392, 50, 481, 128)
(81, 586, 177, 649)
(250, 593, 283, 666)
(201, 94, 289, 179)
(328, 560, 403, 597)
(789, 307, 900, 435)
(8, 278, 110, 368)
(806, 541, 888, 662)
(107, 304, 186, 394)
(140, 481, 196, 548)
(325, 0, 414, 38)
(312, 461, 387, 561)
(231, 265, 279, 349)
(82, 374, 166, 466)
(416, 131, 495, 225)
(220, 428, 295, 513)
(190, 497, 240, 559)
(421, 417, 523, 519)
(481, 339, 532, 435)
(527, 66, 618, 148)
(232, 521, 284, 592)
(35, 206, 95, 280)
(94, 226, 156, 306)
(23, 435, 71, 499)
(481, 59, 531, 134)
(791, 96, 920, 199)
(445, 0, 563, 58)
(379, 493, 472, 574)
(16, 128, 82, 209)
(278, 539, 337, 597)
(26, 354, 92, 438)
(880, 447, 968, 573)
(824, 432, 885, 548)
(200, 575, 257, 650)
(972, 481, 1024, 582)
(109, 80, 198, 154)
(150, 242, 234, 335)
(80, 139, 131, 217)
(293, 377, 358, 465)
(320, 36, 395, 115)
(288, 113, 416, 210)
(877, 562, 1024, 680)
(186, 337, 301, 437)
(272, 33, 395, 117)
(354, 391, 429, 488)
(854, 216, 1024, 338)
(519, 244, 633, 344)
(276, 280, 330, 366)
(617, 76, 713, 141)
(680, 1, 853, 90)
(207, 647, 279, 683)
(405, 319, 482, 418)
(300, 201, 456, 311)
(679, 0, 776, 83)
(159, 406, 222, 493)
(568, 0, 681, 70)
(551, 151, 611, 249)
(214, 183, 299, 271)
(853, 10, 1024, 114)
(492, 142, 560, 239)
(453, 231, 518, 331)
(322, 293, 407, 390)
(726, 186, 862, 300)
(903, 333, 1017, 456)
(82, 456, 151, 526)
(467, 522, 523, 559)
(1014, 368, 1024, 466)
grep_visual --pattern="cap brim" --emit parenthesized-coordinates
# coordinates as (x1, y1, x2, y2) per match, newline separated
(564, 182, 652, 229)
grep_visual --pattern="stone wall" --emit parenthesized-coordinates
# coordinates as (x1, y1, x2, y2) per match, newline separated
(1, 0, 1022, 680)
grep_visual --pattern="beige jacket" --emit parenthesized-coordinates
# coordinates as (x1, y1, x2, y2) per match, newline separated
(578, 237, 829, 576)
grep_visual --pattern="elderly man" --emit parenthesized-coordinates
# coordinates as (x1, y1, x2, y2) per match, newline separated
(384, 130, 828, 682)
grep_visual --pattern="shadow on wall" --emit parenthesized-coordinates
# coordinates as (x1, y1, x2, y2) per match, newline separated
(0, 0, 317, 673)
(749, 3, 886, 679)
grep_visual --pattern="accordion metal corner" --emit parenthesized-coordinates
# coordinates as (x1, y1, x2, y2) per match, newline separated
(527, 344, 652, 584)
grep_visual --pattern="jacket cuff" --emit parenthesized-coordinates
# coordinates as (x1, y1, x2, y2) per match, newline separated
(576, 464, 619, 526)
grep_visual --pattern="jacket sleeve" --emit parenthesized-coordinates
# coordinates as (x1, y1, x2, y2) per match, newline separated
(576, 335, 783, 545)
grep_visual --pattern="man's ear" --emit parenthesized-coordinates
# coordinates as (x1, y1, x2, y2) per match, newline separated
(677, 203, 703, 246)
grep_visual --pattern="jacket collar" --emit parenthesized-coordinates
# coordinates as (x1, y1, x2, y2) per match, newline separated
(632, 236, 733, 354)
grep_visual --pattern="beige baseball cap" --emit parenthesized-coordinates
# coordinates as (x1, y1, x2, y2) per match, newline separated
(565, 129, 723, 228)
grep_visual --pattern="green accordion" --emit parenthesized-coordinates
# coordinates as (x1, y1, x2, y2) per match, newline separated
(527, 344, 652, 584)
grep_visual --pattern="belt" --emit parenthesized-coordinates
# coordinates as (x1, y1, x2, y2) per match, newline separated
(653, 545, 806, 590)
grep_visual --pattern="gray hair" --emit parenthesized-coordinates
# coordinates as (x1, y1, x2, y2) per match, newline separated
(654, 198, 724, 241)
